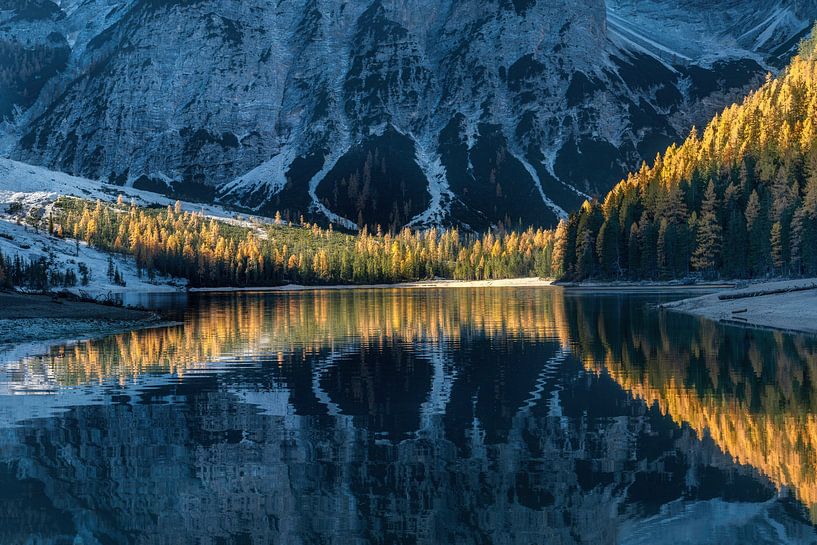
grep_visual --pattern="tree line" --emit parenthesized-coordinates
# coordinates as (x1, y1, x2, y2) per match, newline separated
(50, 197, 559, 288)
(13, 28, 817, 289)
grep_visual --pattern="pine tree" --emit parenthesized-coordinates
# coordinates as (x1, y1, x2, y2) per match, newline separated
(722, 183, 748, 278)
(791, 175, 817, 275)
(638, 217, 658, 279)
(574, 202, 603, 280)
(657, 219, 671, 279)
(692, 181, 722, 275)
(723, 207, 748, 278)
(576, 230, 595, 280)
(551, 220, 569, 278)
(770, 221, 784, 273)
(745, 189, 770, 277)
(627, 223, 640, 279)
(78, 263, 90, 286)
(596, 215, 620, 278)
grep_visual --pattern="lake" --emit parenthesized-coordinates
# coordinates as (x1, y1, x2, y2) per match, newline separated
(1, 287, 816, 545)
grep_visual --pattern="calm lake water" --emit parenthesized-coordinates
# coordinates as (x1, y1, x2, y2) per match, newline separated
(1, 288, 816, 545)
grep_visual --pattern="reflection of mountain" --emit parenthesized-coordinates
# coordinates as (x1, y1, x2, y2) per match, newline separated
(0, 290, 816, 544)
(563, 295, 817, 522)
(1, 353, 798, 544)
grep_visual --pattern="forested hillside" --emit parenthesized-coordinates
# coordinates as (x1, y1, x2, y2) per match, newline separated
(8, 197, 556, 288)
(556, 29, 817, 281)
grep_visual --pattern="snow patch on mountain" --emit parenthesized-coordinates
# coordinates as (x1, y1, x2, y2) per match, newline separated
(306, 150, 359, 231)
(517, 155, 568, 221)
(408, 143, 454, 228)
(219, 148, 298, 211)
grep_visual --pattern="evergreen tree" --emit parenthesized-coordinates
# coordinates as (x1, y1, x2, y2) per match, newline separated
(638, 217, 658, 279)
(551, 220, 569, 279)
(692, 181, 722, 275)
(596, 215, 620, 278)
(770, 221, 784, 273)
(657, 219, 671, 279)
(627, 223, 640, 279)
(576, 231, 595, 280)
(745, 189, 771, 277)
(791, 176, 817, 275)
(722, 183, 748, 278)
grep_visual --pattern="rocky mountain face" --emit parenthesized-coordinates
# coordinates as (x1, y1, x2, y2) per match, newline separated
(2, 0, 816, 231)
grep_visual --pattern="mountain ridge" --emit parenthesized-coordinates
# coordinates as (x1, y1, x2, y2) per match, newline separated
(2, 0, 815, 230)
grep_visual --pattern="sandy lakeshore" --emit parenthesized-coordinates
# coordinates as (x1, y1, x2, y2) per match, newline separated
(662, 279, 817, 335)
(189, 277, 554, 292)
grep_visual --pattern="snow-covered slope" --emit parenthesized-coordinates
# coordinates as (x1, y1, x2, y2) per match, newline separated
(0, 156, 287, 297)
(0, 156, 271, 228)
(0, 159, 190, 296)
(0, 217, 184, 297)
(2, 0, 815, 230)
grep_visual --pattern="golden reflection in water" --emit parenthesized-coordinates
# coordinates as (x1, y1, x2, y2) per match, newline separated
(9, 288, 570, 388)
(566, 297, 817, 521)
(9, 289, 817, 521)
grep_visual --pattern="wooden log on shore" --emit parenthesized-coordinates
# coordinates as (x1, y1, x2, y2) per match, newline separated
(718, 284, 817, 301)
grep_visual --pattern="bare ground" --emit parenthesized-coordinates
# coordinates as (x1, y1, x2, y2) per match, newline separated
(662, 279, 817, 335)
(0, 292, 163, 348)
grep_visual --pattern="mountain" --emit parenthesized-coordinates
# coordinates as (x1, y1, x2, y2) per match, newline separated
(2, 0, 816, 231)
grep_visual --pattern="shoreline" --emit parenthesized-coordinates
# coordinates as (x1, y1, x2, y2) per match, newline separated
(661, 279, 817, 335)
(0, 292, 173, 357)
(556, 281, 737, 292)
(5, 275, 814, 359)
(188, 277, 555, 292)
(188, 278, 747, 294)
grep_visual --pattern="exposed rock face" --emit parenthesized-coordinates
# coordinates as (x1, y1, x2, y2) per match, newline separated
(2, 0, 816, 230)
(0, 1, 69, 123)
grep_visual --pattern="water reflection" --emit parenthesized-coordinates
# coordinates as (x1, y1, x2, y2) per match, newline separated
(1, 290, 567, 389)
(0, 288, 815, 544)
(563, 294, 817, 523)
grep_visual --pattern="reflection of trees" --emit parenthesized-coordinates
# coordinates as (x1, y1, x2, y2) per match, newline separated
(564, 296, 817, 520)
(7, 289, 568, 389)
(1, 290, 815, 543)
